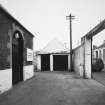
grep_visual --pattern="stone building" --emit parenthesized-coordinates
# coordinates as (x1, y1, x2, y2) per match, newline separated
(0, 5, 34, 93)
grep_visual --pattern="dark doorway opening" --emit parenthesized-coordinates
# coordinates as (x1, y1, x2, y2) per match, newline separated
(12, 31, 24, 85)
(41, 54, 50, 71)
(53, 55, 68, 71)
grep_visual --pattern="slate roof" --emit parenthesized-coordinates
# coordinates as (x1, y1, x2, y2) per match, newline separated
(0, 5, 34, 37)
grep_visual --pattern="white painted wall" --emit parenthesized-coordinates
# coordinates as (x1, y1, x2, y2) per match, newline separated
(74, 37, 92, 79)
(0, 69, 12, 93)
(36, 55, 41, 71)
(50, 54, 53, 71)
(0, 65, 34, 93)
(84, 38, 92, 78)
(23, 65, 34, 81)
(73, 45, 84, 77)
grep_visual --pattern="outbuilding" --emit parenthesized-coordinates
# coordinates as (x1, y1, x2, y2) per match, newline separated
(36, 38, 70, 71)
(0, 5, 34, 93)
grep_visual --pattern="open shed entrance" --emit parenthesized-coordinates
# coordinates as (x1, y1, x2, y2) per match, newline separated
(12, 31, 24, 85)
(41, 54, 50, 71)
(53, 55, 68, 71)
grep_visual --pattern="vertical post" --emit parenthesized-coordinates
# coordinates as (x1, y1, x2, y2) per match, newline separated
(70, 14, 73, 71)
(68, 54, 70, 70)
(84, 37, 92, 78)
(91, 37, 93, 78)
(50, 54, 53, 71)
(37, 55, 41, 71)
(66, 14, 75, 71)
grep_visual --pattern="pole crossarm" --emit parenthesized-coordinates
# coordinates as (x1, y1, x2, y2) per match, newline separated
(66, 14, 75, 20)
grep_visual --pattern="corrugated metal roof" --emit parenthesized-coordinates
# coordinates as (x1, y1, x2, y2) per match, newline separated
(36, 38, 69, 54)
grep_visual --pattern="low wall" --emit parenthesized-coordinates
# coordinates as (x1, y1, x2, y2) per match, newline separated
(0, 65, 34, 94)
(23, 65, 34, 80)
(0, 69, 12, 93)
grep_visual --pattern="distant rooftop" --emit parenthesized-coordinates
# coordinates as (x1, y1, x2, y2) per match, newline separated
(98, 42, 105, 49)
(93, 40, 105, 49)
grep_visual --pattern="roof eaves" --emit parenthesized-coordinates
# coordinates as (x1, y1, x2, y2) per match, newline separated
(0, 5, 34, 37)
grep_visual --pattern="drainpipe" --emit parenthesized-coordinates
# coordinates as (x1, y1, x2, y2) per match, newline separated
(83, 37, 86, 79)
(91, 37, 93, 78)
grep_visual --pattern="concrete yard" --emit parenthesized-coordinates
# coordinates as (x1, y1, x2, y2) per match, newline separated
(0, 71, 105, 105)
(93, 71, 105, 86)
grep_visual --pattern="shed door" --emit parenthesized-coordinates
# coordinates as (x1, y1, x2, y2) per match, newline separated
(53, 55, 68, 71)
(41, 54, 50, 71)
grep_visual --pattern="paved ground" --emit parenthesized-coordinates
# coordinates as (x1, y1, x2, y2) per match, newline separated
(93, 71, 105, 86)
(0, 71, 105, 105)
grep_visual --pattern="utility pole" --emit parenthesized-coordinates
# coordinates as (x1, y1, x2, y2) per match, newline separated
(66, 14, 75, 71)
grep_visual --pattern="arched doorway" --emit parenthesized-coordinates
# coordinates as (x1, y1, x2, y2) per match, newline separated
(12, 31, 24, 85)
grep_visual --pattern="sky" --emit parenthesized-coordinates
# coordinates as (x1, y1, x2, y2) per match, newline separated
(1, 0, 105, 50)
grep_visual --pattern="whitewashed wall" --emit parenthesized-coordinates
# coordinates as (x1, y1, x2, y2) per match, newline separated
(0, 65, 34, 94)
(36, 55, 41, 71)
(84, 38, 92, 78)
(73, 37, 92, 79)
(23, 65, 34, 80)
(50, 54, 53, 71)
(73, 45, 84, 77)
(0, 69, 12, 93)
